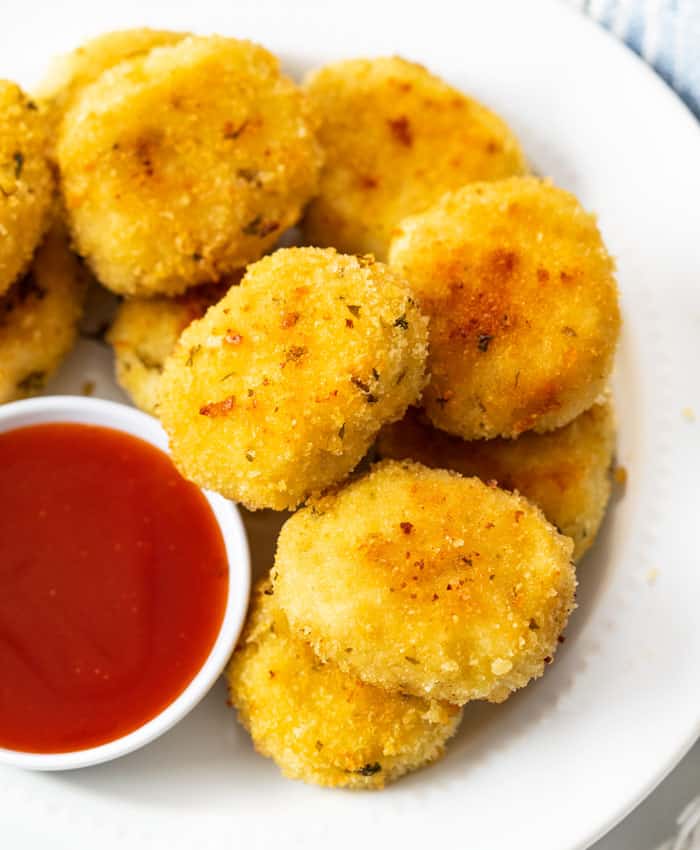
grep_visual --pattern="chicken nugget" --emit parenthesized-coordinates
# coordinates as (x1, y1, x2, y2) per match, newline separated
(158, 248, 428, 510)
(377, 401, 615, 561)
(0, 225, 87, 402)
(274, 460, 575, 705)
(389, 177, 620, 438)
(0, 82, 54, 297)
(36, 28, 187, 136)
(303, 56, 525, 260)
(57, 36, 322, 296)
(107, 279, 236, 416)
(227, 579, 462, 789)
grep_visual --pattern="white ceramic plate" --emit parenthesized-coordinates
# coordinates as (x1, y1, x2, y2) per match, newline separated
(2, 2, 699, 848)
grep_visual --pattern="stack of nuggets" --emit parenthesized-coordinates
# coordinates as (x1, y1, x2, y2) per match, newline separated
(220, 60, 618, 788)
(0, 28, 323, 401)
(1, 30, 622, 789)
(228, 460, 575, 787)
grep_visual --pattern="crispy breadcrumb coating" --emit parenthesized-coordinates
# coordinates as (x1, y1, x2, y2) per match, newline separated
(36, 28, 187, 142)
(274, 460, 576, 705)
(0, 82, 54, 297)
(303, 56, 525, 260)
(389, 177, 621, 438)
(227, 579, 462, 789)
(57, 36, 322, 295)
(158, 248, 428, 510)
(377, 400, 615, 561)
(107, 279, 237, 416)
(0, 225, 87, 402)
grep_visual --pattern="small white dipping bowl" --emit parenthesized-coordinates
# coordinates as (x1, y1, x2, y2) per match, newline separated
(0, 395, 251, 771)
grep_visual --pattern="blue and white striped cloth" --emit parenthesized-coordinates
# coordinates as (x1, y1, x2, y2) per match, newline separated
(567, 0, 700, 119)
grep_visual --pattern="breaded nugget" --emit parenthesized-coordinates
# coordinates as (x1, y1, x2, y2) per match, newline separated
(377, 401, 615, 561)
(274, 460, 575, 705)
(227, 579, 461, 789)
(107, 279, 236, 416)
(303, 56, 526, 260)
(0, 82, 54, 297)
(0, 226, 87, 402)
(57, 36, 322, 296)
(36, 28, 186, 135)
(389, 177, 620, 438)
(158, 248, 428, 510)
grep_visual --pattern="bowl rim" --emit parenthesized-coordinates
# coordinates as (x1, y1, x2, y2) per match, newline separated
(0, 395, 251, 771)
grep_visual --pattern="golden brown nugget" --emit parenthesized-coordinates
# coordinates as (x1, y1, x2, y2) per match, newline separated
(227, 580, 462, 789)
(389, 177, 620, 438)
(0, 226, 87, 402)
(158, 248, 428, 510)
(0, 82, 54, 297)
(57, 36, 322, 296)
(303, 56, 526, 260)
(107, 279, 236, 416)
(377, 401, 615, 561)
(36, 28, 187, 135)
(274, 460, 576, 705)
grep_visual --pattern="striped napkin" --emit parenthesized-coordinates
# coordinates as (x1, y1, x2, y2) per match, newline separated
(566, 0, 700, 118)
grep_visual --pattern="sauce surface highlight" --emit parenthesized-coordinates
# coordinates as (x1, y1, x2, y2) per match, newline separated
(0, 422, 229, 753)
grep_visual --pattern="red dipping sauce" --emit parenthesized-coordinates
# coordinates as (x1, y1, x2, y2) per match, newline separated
(0, 423, 229, 754)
